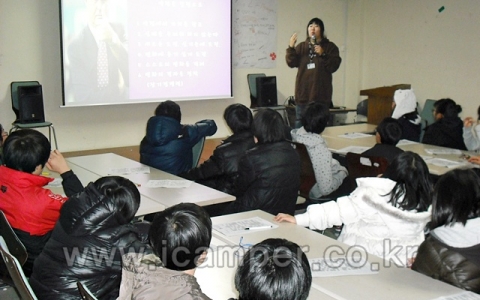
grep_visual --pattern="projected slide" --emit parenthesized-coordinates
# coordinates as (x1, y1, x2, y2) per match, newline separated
(60, 0, 232, 106)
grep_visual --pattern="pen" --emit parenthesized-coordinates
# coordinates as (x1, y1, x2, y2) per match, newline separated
(244, 225, 273, 230)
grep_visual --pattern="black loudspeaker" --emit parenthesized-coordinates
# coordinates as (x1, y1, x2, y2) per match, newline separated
(256, 76, 278, 107)
(17, 85, 45, 123)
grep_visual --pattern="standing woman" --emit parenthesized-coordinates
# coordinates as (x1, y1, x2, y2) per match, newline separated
(286, 17, 342, 128)
(422, 98, 467, 150)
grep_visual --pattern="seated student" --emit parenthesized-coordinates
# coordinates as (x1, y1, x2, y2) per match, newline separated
(275, 151, 432, 267)
(30, 176, 149, 300)
(118, 203, 212, 300)
(140, 100, 217, 175)
(0, 129, 83, 275)
(391, 89, 422, 141)
(362, 117, 404, 164)
(225, 108, 301, 216)
(232, 238, 312, 300)
(291, 102, 348, 199)
(463, 105, 480, 152)
(0, 123, 8, 165)
(412, 169, 480, 293)
(180, 103, 255, 195)
(422, 98, 467, 150)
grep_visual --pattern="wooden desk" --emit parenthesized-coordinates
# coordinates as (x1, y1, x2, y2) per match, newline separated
(322, 124, 476, 176)
(206, 210, 467, 300)
(66, 153, 235, 208)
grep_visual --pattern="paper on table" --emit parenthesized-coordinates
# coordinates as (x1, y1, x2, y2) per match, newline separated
(213, 217, 278, 236)
(108, 166, 150, 175)
(424, 157, 467, 168)
(425, 148, 462, 155)
(338, 132, 373, 139)
(335, 146, 370, 154)
(145, 180, 192, 188)
(397, 139, 419, 146)
(432, 291, 480, 300)
(309, 257, 378, 277)
(46, 178, 63, 187)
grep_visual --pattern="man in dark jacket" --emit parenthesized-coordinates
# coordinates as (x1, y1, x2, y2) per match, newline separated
(140, 100, 217, 175)
(30, 176, 150, 300)
(225, 108, 301, 216)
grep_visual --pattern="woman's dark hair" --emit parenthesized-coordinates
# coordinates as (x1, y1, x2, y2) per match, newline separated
(477, 105, 480, 121)
(149, 203, 212, 271)
(306, 17, 325, 39)
(235, 238, 312, 300)
(94, 176, 141, 224)
(382, 151, 432, 212)
(154, 100, 181, 122)
(430, 169, 480, 229)
(3, 129, 51, 173)
(302, 102, 330, 134)
(253, 108, 286, 144)
(376, 117, 403, 145)
(224, 104, 253, 134)
(434, 98, 462, 119)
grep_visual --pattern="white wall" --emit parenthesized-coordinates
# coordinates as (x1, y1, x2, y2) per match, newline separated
(0, 0, 476, 152)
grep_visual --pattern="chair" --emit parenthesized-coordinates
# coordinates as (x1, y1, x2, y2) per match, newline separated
(345, 152, 389, 191)
(0, 238, 37, 300)
(192, 137, 206, 168)
(419, 99, 436, 141)
(0, 210, 27, 278)
(10, 81, 58, 149)
(247, 73, 266, 108)
(77, 281, 98, 300)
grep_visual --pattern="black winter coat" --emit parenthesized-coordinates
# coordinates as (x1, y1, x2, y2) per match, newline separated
(422, 117, 467, 150)
(226, 141, 301, 216)
(30, 183, 150, 300)
(180, 131, 255, 195)
(412, 234, 480, 293)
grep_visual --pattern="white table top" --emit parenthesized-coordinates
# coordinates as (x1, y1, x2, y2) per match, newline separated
(204, 210, 467, 300)
(322, 123, 476, 176)
(66, 153, 235, 209)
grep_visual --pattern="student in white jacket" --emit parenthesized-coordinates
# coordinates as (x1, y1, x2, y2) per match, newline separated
(463, 105, 480, 152)
(291, 102, 348, 199)
(275, 151, 432, 267)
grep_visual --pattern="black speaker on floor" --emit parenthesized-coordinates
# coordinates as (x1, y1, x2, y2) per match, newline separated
(256, 76, 278, 107)
(17, 85, 45, 123)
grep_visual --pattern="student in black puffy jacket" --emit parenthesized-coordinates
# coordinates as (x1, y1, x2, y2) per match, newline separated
(225, 108, 301, 216)
(140, 100, 217, 175)
(30, 176, 150, 300)
(180, 103, 255, 196)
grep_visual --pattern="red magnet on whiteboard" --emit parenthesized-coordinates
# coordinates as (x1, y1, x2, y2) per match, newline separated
(270, 52, 277, 60)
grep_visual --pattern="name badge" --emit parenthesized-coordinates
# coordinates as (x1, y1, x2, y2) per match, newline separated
(307, 63, 315, 69)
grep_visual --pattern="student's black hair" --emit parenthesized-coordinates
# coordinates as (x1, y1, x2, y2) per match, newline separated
(3, 129, 51, 173)
(430, 169, 480, 229)
(154, 100, 181, 122)
(253, 108, 286, 144)
(149, 203, 212, 271)
(434, 98, 462, 119)
(376, 117, 403, 145)
(93, 176, 141, 224)
(477, 105, 480, 121)
(306, 17, 325, 39)
(382, 151, 432, 212)
(235, 238, 312, 300)
(224, 103, 253, 134)
(302, 102, 330, 134)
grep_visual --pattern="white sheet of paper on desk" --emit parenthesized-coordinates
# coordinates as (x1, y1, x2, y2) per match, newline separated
(145, 180, 192, 188)
(338, 132, 372, 139)
(335, 146, 370, 154)
(108, 166, 150, 175)
(425, 148, 463, 155)
(309, 257, 378, 277)
(433, 291, 480, 300)
(46, 178, 62, 187)
(213, 217, 278, 236)
(424, 158, 466, 168)
(397, 139, 419, 146)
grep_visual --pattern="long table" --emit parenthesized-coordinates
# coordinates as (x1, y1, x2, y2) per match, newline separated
(322, 123, 477, 176)
(196, 210, 471, 300)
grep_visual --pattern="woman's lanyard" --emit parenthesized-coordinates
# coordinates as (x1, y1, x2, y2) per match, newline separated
(308, 43, 316, 62)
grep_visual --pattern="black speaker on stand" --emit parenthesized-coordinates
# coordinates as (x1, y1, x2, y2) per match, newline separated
(17, 85, 45, 123)
(256, 76, 278, 107)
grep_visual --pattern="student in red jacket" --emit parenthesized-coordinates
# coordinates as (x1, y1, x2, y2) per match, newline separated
(0, 129, 83, 275)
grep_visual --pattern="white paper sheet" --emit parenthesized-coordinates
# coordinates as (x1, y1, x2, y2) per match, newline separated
(309, 257, 378, 277)
(108, 166, 150, 175)
(213, 217, 278, 236)
(338, 132, 373, 139)
(145, 180, 192, 188)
